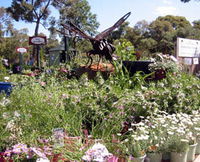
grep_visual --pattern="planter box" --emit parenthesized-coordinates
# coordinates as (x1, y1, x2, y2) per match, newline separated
(122, 60, 154, 76)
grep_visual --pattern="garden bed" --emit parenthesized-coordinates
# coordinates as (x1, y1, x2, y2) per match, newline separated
(0, 56, 200, 161)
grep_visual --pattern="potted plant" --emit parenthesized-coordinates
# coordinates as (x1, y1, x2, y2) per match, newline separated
(127, 142, 146, 162)
(146, 145, 163, 162)
(167, 137, 189, 162)
(186, 136, 197, 162)
(82, 143, 113, 162)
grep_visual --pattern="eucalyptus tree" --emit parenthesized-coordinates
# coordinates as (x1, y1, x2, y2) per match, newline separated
(148, 15, 191, 54)
(107, 22, 129, 43)
(7, 0, 53, 36)
(54, 0, 99, 36)
(193, 20, 200, 30)
(181, 0, 200, 2)
(0, 7, 13, 39)
(0, 28, 29, 64)
(7, 0, 55, 67)
(53, 0, 99, 52)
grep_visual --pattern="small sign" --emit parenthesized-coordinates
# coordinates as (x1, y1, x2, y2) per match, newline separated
(193, 58, 199, 65)
(52, 128, 64, 148)
(184, 58, 192, 65)
(16, 47, 28, 53)
(29, 36, 46, 45)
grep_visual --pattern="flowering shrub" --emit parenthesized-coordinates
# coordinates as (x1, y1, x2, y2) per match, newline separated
(2, 143, 51, 161)
(82, 143, 112, 161)
(148, 53, 181, 73)
(0, 64, 200, 160)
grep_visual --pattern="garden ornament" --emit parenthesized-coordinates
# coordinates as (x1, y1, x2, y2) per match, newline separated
(59, 12, 131, 67)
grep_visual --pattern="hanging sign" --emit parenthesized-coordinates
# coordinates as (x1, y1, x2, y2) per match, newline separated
(16, 47, 28, 53)
(29, 36, 47, 45)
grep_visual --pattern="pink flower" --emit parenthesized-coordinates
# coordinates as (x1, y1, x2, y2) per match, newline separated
(31, 147, 47, 159)
(12, 144, 29, 154)
(107, 155, 118, 162)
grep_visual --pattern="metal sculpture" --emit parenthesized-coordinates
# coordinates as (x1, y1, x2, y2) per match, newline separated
(59, 12, 131, 66)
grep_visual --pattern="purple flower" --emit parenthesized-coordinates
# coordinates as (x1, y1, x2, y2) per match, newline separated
(12, 144, 29, 154)
(38, 138, 49, 144)
(43, 146, 52, 156)
(31, 147, 47, 159)
(3, 150, 12, 157)
(82, 143, 112, 161)
(117, 105, 124, 110)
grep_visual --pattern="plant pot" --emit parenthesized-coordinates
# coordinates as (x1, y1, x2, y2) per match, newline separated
(196, 138, 200, 154)
(187, 143, 197, 161)
(170, 152, 188, 162)
(117, 156, 126, 162)
(128, 154, 146, 162)
(147, 152, 162, 162)
(122, 61, 153, 76)
(162, 152, 170, 160)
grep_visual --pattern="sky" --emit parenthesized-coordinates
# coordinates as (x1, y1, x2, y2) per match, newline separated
(1, 0, 200, 36)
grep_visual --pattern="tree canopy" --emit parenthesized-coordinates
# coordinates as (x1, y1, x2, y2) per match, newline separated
(54, 0, 99, 36)
(0, 7, 13, 38)
(181, 0, 200, 2)
(7, 0, 52, 36)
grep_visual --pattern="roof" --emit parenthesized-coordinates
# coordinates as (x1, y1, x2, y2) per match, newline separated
(49, 45, 65, 52)
(49, 45, 76, 52)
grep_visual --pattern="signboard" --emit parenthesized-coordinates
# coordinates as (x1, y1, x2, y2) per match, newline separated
(16, 47, 28, 53)
(52, 128, 64, 148)
(29, 36, 46, 45)
(193, 58, 199, 65)
(177, 37, 200, 57)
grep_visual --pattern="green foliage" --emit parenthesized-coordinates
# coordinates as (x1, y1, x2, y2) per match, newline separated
(123, 15, 200, 55)
(167, 137, 189, 153)
(0, 29, 30, 64)
(56, 0, 99, 36)
(114, 38, 136, 61)
(0, 62, 200, 160)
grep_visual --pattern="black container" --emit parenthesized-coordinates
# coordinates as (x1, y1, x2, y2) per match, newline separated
(122, 60, 154, 76)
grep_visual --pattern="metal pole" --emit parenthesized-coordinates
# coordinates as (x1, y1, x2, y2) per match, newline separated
(36, 45, 40, 68)
(19, 52, 23, 70)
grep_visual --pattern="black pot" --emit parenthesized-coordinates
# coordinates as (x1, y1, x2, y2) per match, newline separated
(122, 60, 154, 76)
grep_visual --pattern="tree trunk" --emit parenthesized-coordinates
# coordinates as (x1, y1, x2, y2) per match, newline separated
(35, 19, 40, 36)
(33, 19, 40, 67)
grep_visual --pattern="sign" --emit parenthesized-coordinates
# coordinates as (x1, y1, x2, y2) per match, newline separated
(193, 58, 199, 65)
(16, 47, 28, 53)
(184, 58, 192, 65)
(29, 36, 46, 45)
(177, 38, 200, 57)
(52, 128, 64, 148)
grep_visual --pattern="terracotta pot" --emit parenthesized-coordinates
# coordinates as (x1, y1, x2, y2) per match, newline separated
(118, 156, 127, 162)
